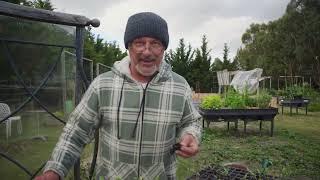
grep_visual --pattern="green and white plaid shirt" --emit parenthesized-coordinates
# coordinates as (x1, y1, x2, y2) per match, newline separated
(44, 56, 202, 180)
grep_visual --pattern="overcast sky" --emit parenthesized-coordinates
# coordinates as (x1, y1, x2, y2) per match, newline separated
(50, 0, 290, 60)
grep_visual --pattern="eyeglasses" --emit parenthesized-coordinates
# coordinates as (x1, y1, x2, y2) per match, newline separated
(130, 39, 164, 53)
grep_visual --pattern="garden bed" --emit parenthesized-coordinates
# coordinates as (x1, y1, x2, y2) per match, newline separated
(199, 107, 278, 136)
(279, 98, 310, 115)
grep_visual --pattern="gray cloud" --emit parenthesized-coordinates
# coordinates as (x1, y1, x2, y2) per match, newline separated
(51, 0, 126, 18)
(50, 0, 290, 59)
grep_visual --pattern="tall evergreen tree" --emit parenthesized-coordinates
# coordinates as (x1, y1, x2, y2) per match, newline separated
(31, 0, 54, 10)
(165, 38, 194, 82)
(212, 43, 236, 71)
(188, 35, 212, 92)
(83, 28, 127, 68)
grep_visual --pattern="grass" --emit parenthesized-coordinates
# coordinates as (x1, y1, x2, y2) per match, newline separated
(0, 115, 64, 179)
(176, 109, 320, 179)
(0, 108, 319, 179)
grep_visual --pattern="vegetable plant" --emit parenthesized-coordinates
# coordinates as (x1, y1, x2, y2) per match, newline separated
(255, 90, 272, 108)
(200, 88, 273, 109)
(200, 95, 223, 109)
(224, 89, 246, 109)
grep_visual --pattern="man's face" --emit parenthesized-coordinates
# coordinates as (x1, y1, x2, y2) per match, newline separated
(128, 37, 165, 78)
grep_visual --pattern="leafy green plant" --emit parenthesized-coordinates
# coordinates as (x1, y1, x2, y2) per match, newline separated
(284, 85, 304, 99)
(255, 90, 272, 108)
(224, 89, 246, 109)
(200, 95, 223, 109)
(282, 84, 320, 111)
(246, 96, 257, 107)
(241, 87, 257, 108)
(260, 158, 273, 176)
(267, 88, 278, 96)
(200, 88, 273, 109)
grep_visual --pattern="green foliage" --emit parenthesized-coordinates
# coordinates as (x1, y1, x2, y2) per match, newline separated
(211, 43, 238, 72)
(188, 35, 213, 92)
(0, 13, 75, 83)
(282, 84, 320, 111)
(267, 89, 279, 96)
(260, 158, 273, 175)
(31, 0, 55, 10)
(200, 95, 223, 109)
(246, 96, 258, 107)
(165, 38, 194, 81)
(200, 88, 273, 109)
(224, 89, 246, 109)
(309, 103, 320, 112)
(301, 85, 320, 111)
(166, 35, 214, 93)
(236, 0, 320, 88)
(177, 114, 320, 179)
(283, 85, 304, 99)
(256, 90, 272, 108)
(83, 29, 127, 68)
(242, 87, 254, 107)
(177, 112, 320, 179)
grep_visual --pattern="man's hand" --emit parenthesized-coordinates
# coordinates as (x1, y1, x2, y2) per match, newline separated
(176, 133, 199, 158)
(34, 170, 60, 180)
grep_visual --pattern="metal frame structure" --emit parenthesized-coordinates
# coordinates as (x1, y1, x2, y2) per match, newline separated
(0, 2, 99, 179)
(277, 75, 304, 90)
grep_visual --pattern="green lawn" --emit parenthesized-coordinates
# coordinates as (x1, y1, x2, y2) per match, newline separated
(1, 108, 319, 179)
(0, 115, 64, 179)
(177, 109, 320, 179)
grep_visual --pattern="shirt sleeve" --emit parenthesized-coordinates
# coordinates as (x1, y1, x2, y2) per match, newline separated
(176, 84, 203, 145)
(43, 78, 100, 178)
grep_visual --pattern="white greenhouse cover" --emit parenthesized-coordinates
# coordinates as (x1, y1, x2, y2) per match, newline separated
(230, 68, 263, 94)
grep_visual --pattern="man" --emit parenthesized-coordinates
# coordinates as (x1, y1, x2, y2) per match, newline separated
(36, 12, 202, 180)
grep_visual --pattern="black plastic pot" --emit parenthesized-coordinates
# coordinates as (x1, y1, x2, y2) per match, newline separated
(187, 165, 279, 180)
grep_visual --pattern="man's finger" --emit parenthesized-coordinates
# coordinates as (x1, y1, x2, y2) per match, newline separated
(180, 145, 198, 154)
(176, 150, 192, 158)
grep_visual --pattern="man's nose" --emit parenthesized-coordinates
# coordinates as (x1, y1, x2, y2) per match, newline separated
(141, 43, 153, 55)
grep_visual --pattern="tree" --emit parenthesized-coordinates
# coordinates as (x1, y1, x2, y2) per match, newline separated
(2, 0, 127, 81)
(212, 43, 237, 71)
(83, 28, 127, 69)
(235, 0, 320, 88)
(188, 35, 213, 92)
(31, 0, 54, 10)
(165, 38, 194, 82)
(7, 0, 55, 10)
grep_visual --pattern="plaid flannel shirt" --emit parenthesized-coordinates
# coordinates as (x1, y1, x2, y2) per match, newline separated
(44, 56, 202, 180)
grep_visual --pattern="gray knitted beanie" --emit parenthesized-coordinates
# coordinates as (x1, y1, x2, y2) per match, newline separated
(124, 12, 169, 49)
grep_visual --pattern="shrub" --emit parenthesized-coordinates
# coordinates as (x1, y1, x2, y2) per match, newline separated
(200, 95, 223, 109)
